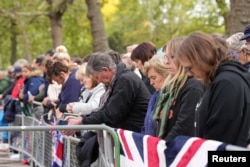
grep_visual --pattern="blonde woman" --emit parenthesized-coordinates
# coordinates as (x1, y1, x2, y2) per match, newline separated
(154, 37, 204, 141)
(142, 56, 168, 135)
(66, 63, 105, 115)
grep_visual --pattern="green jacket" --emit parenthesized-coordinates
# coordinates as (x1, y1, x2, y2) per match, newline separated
(0, 77, 10, 94)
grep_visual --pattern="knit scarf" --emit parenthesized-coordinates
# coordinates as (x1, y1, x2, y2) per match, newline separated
(153, 84, 179, 138)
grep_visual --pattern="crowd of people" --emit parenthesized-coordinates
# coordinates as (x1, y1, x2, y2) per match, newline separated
(1, 24, 250, 165)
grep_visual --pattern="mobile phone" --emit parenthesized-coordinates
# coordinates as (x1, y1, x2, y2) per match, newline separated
(58, 119, 68, 125)
(63, 113, 79, 118)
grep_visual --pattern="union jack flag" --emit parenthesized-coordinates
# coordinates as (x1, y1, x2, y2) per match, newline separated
(116, 129, 233, 167)
(116, 129, 167, 167)
(50, 116, 64, 167)
(166, 136, 227, 167)
(51, 130, 64, 167)
(39, 115, 63, 167)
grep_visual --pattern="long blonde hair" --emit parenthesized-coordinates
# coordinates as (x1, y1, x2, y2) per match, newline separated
(163, 37, 188, 93)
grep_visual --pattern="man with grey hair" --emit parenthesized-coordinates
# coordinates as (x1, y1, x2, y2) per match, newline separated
(64, 52, 151, 133)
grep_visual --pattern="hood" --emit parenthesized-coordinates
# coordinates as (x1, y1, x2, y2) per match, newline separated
(115, 62, 127, 76)
(29, 69, 43, 78)
(110, 62, 127, 87)
(216, 60, 250, 89)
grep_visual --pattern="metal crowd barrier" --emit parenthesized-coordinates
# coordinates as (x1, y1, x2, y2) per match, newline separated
(0, 113, 120, 167)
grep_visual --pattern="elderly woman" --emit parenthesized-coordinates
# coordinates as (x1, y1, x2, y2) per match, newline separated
(141, 56, 168, 135)
(226, 32, 250, 70)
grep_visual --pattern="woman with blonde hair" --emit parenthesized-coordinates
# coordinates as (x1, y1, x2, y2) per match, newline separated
(142, 55, 168, 135)
(66, 63, 105, 115)
(176, 31, 250, 147)
(154, 37, 204, 141)
(52, 45, 71, 65)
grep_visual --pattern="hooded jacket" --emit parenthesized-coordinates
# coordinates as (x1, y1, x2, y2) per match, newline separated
(197, 61, 250, 147)
(23, 70, 45, 103)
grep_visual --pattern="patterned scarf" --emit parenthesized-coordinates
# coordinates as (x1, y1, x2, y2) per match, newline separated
(153, 84, 179, 138)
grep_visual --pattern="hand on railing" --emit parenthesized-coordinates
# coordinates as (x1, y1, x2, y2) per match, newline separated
(28, 95, 35, 103)
(55, 108, 63, 119)
(61, 116, 83, 136)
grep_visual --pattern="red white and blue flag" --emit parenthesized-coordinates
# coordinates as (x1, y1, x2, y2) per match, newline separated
(116, 129, 228, 167)
(48, 116, 64, 167)
(51, 130, 64, 167)
(116, 129, 167, 167)
(165, 136, 227, 167)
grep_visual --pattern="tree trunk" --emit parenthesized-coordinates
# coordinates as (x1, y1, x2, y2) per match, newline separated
(85, 0, 109, 52)
(227, 0, 250, 35)
(50, 13, 63, 48)
(47, 0, 73, 49)
(10, 18, 17, 64)
(21, 31, 32, 62)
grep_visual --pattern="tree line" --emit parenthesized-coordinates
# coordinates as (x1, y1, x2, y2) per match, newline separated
(0, 0, 249, 68)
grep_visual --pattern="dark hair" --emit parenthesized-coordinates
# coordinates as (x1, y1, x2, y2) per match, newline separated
(131, 42, 157, 64)
(45, 49, 55, 57)
(35, 56, 45, 66)
(46, 59, 69, 78)
(71, 55, 83, 65)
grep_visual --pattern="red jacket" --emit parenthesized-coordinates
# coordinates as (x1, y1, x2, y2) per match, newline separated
(11, 77, 25, 98)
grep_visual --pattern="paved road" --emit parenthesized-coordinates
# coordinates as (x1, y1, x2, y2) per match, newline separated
(0, 153, 28, 167)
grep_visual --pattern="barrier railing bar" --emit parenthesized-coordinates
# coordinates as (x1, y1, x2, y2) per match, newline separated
(0, 124, 120, 167)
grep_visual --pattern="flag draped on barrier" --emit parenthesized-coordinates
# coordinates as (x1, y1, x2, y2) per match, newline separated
(116, 129, 229, 167)
(165, 136, 227, 167)
(116, 129, 167, 167)
(49, 117, 64, 167)
(52, 131, 64, 167)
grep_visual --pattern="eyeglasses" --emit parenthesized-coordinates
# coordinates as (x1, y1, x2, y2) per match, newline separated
(184, 66, 192, 73)
(164, 54, 175, 60)
(228, 50, 239, 60)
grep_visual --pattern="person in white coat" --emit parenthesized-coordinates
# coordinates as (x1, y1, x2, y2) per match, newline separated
(66, 63, 105, 115)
